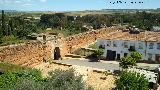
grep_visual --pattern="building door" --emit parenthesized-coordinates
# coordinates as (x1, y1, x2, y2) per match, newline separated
(155, 54, 160, 62)
(124, 53, 128, 57)
(111, 51, 116, 60)
(106, 50, 112, 60)
(106, 50, 116, 60)
(117, 54, 120, 60)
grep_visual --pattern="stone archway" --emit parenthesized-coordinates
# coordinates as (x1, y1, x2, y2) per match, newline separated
(54, 47, 61, 60)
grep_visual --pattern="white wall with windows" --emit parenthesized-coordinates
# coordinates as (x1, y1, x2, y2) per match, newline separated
(97, 38, 160, 61)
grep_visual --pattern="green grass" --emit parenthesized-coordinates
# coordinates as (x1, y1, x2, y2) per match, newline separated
(88, 43, 98, 49)
(0, 62, 25, 73)
(0, 35, 24, 46)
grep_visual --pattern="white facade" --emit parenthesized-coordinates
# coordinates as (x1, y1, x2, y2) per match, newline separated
(97, 38, 160, 61)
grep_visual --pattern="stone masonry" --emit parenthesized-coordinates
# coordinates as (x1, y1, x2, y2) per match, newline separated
(0, 26, 121, 66)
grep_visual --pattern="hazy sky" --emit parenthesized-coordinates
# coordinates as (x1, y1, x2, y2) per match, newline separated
(0, 0, 160, 11)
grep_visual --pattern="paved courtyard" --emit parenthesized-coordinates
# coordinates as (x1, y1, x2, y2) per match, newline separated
(55, 60, 120, 71)
(55, 59, 160, 71)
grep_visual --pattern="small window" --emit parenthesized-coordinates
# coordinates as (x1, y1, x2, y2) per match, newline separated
(148, 53, 152, 60)
(149, 43, 154, 49)
(139, 43, 143, 49)
(113, 41, 117, 47)
(157, 43, 160, 50)
(124, 42, 128, 48)
(107, 41, 111, 47)
(99, 45, 105, 49)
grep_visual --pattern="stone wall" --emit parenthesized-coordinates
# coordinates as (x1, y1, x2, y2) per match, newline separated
(59, 27, 121, 56)
(0, 41, 53, 67)
(0, 26, 121, 66)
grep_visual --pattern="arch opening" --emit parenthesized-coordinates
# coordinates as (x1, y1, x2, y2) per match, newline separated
(54, 47, 61, 60)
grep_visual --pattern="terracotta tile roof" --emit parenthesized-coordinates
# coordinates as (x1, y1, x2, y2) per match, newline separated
(101, 31, 160, 42)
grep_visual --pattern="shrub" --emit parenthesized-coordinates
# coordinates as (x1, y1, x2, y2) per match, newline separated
(119, 57, 136, 68)
(0, 68, 45, 89)
(42, 69, 86, 90)
(131, 51, 142, 61)
(119, 51, 142, 69)
(0, 71, 21, 89)
(93, 49, 104, 61)
(0, 35, 23, 46)
(0, 62, 24, 72)
(0, 63, 92, 90)
(12, 69, 92, 90)
(117, 70, 149, 90)
(14, 78, 41, 90)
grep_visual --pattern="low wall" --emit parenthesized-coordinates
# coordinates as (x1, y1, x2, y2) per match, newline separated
(0, 41, 53, 67)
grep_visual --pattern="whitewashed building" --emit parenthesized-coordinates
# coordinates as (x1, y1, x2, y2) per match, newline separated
(96, 31, 160, 62)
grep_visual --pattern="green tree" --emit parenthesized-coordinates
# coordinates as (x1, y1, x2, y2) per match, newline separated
(131, 51, 142, 61)
(119, 57, 136, 69)
(93, 49, 104, 61)
(120, 51, 142, 69)
(117, 70, 149, 90)
(1, 10, 6, 36)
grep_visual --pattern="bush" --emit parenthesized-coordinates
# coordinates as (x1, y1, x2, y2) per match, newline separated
(14, 69, 92, 90)
(117, 71, 149, 90)
(119, 57, 136, 68)
(0, 68, 45, 89)
(131, 51, 142, 61)
(42, 69, 86, 90)
(93, 49, 104, 60)
(0, 35, 23, 46)
(0, 62, 24, 72)
(14, 78, 41, 90)
(119, 51, 142, 69)
(0, 63, 92, 90)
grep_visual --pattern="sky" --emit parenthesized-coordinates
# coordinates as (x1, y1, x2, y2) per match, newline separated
(0, 0, 160, 11)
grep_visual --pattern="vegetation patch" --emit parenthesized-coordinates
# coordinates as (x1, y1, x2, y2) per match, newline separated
(0, 62, 92, 90)
(117, 70, 149, 90)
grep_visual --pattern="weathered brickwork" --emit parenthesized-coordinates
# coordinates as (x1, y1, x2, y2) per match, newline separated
(0, 27, 121, 66)
(0, 41, 53, 67)
(60, 27, 120, 56)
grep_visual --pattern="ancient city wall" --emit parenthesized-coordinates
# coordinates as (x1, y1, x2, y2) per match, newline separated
(0, 26, 121, 66)
(60, 27, 120, 56)
(0, 41, 53, 67)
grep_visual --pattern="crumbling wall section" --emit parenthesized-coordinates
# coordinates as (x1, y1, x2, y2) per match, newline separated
(0, 41, 53, 67)
(60, 27, 120, 56)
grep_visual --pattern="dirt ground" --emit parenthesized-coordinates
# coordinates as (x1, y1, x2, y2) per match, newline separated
(34, 62, 116, 90)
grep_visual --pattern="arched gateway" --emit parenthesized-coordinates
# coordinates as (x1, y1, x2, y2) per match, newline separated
(54, 47, 61, 60)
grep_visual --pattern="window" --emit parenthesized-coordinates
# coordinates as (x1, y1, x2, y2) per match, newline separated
(99, 45, 105, 49)
(124, 53, 128, 57)
(139, 43, 143, 49)
(157, 43, 160, 50)
(113, 41, 117, 47)
(149, 43, 154, 49)
(148, 53, 152, 60)
(124, 42, 128, 48)
(107, 41, 111, 47)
